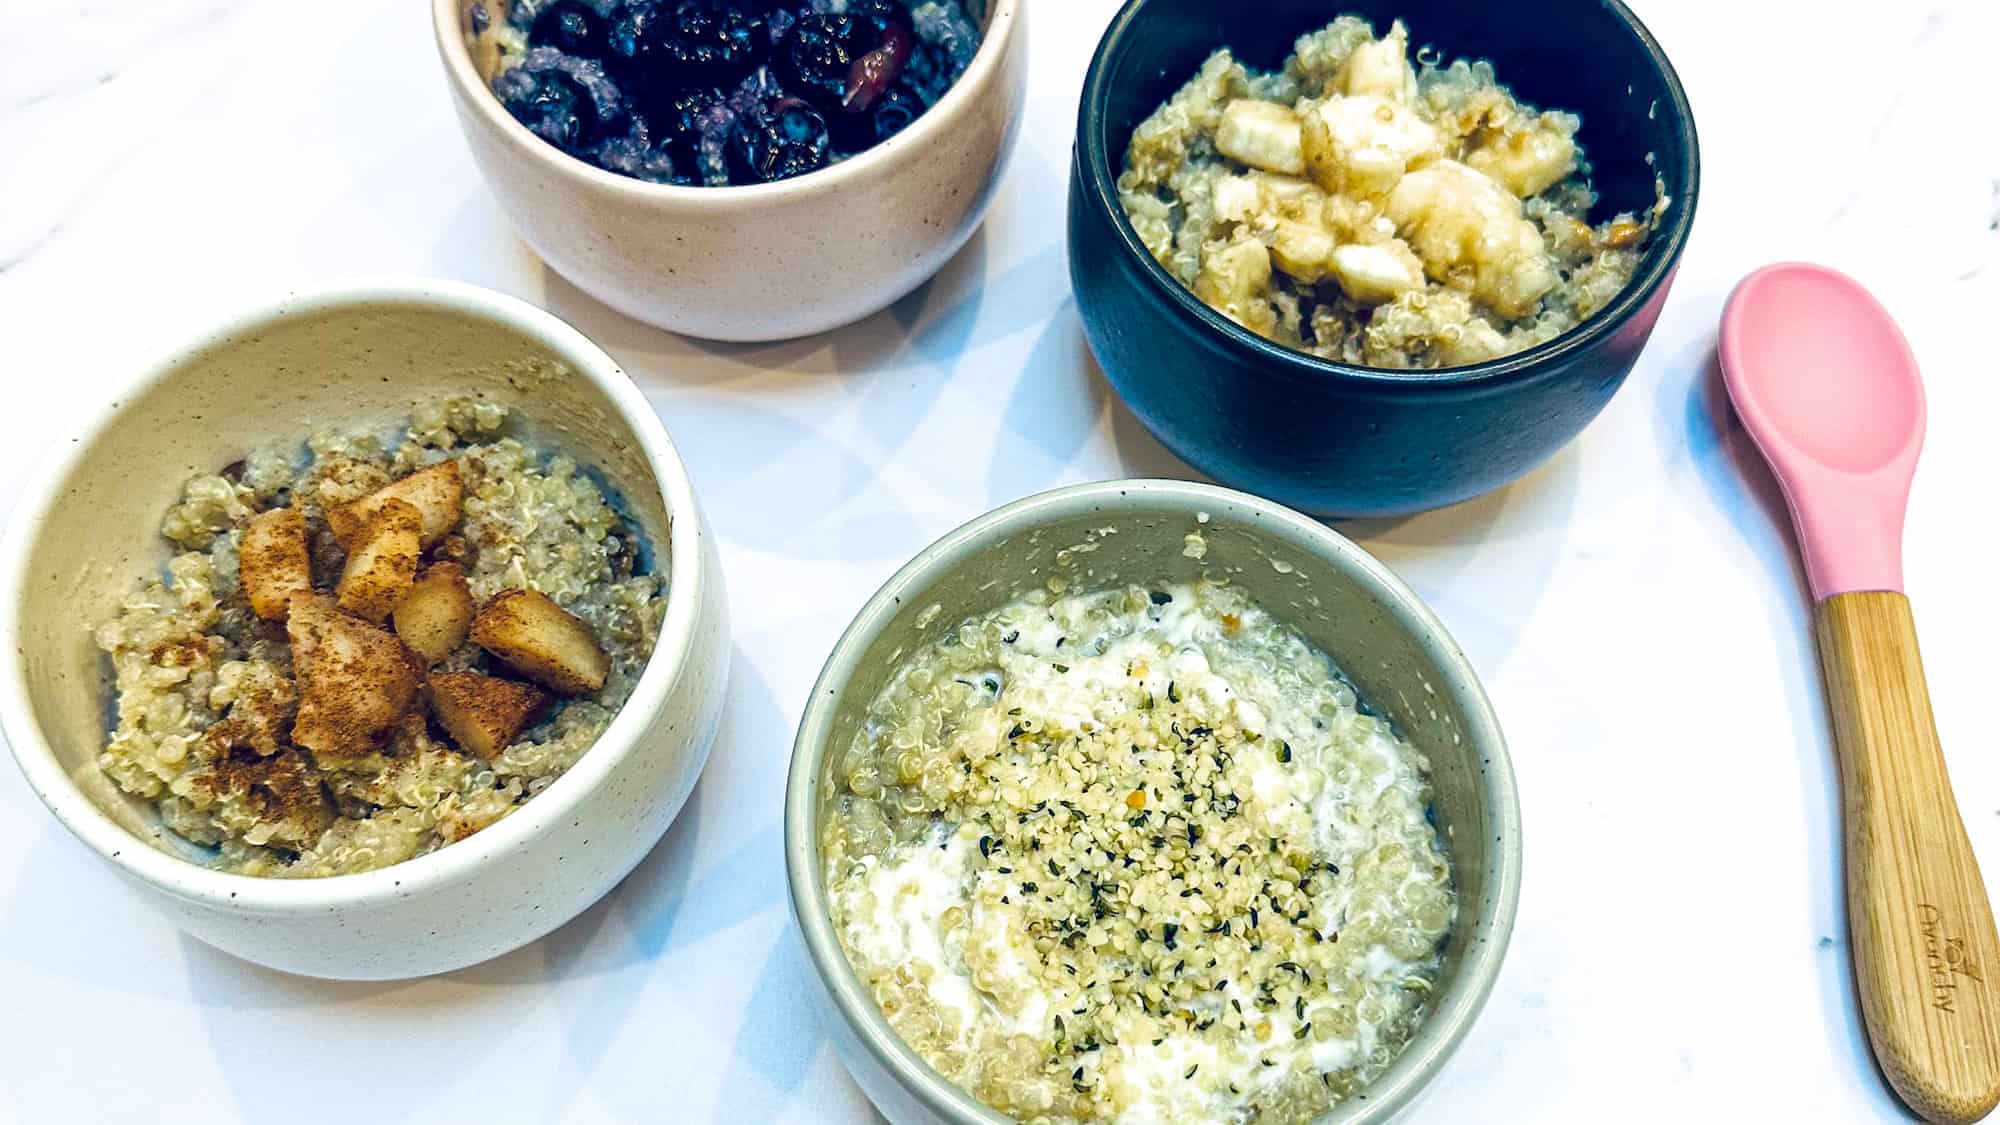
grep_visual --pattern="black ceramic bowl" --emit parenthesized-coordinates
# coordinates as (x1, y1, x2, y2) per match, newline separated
(1069, 0, 1698, 518)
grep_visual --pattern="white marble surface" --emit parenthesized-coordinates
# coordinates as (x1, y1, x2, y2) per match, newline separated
(2, 0, 1998, 1120)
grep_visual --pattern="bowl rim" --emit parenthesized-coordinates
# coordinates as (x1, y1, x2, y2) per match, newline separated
(0, 277, 710, 913)
(430, 0, 1022, 203)
(784, 478, 1523, 1124)
(1074, 0, 1701, 389)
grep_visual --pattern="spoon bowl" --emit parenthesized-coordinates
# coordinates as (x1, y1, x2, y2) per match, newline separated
(1721, 262, 1924, 600)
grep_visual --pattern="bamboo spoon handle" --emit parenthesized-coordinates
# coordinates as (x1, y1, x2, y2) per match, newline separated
(1816, 591, 2000, 1123)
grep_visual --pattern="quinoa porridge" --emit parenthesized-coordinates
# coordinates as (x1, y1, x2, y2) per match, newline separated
(95, 397, 667, 878)
(1119, 15, 1668, 369)
(821, 578, 1454, 1123)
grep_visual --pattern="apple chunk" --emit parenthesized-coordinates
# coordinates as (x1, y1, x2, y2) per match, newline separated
(287, 595, 423, 761)
(327, 461, 463, 549)
(394, 562, 475, 664)
(334, 498, 422, 623)
(429, 671, 550, 759)
(470, 589, 609, 696)
(239, 508, 312, 621)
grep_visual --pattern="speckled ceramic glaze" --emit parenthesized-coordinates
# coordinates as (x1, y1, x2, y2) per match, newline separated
(0, 281, 729, 980)
(433, 0, 1027, 343)
(1068, 0, 1699, 518)
(786, 479, 1521, 1124)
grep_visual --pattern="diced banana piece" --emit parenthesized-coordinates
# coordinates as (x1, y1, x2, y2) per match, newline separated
(1215, 173, 1329, 241)
(1466, 119, 1577, 198)
(1254, 171, 1325, 203)
(1328, 240, 1425, 304)
(1214, 100, 1306, 176)
(1336, 19, 1418, 104)
(1301, 95, 1441, 197)
(1264, 220, 1339, 283)
(1385, 160, 1556, 319)
(1193, 232, 1277, 335)
(1213, 174, 1262, 223)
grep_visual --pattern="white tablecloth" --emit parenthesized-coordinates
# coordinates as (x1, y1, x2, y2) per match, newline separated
(3, 0, 1997, 1120)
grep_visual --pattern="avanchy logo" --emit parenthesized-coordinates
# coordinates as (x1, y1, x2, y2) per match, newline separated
(1919, 903, 1984, 1014)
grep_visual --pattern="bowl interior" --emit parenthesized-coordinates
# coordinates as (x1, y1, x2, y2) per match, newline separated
(10, 293, 671, 867)
(1093, 0, 1689, 227)
(796, 483, 1518, 1121)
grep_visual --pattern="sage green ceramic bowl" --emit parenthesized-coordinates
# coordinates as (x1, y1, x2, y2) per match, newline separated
(784, 479, 1521, 1123)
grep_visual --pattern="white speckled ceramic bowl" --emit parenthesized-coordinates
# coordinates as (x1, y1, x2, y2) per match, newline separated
(0, 280, 729, 981)
(432, 0, 1027, 342)
(787, 480, 1520, 1124)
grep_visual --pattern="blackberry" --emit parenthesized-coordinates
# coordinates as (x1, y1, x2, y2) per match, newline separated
(530, 0, 609, 58)
(847, 0, 913, 36)
(604, 0, 656, 71)
(494, 48, 626, 154)
(775, 12, 869, 111)
(592, 115, 687, 183)
(608, 0, 770, 86)
(498, 68, 602, 153)
(729, 97, 831, 181)
(651, 84, 730, 150)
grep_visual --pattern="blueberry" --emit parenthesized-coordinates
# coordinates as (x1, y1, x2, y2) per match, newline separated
(530, 0, 608, 58)
(829, 80, 922, 149)
(729, 96, 830, 181)
(776, 12, 869, 111)
(865, 81, 925, 141)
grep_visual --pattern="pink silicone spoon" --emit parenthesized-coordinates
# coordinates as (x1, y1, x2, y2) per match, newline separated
(1721, 263, 2000, 1124)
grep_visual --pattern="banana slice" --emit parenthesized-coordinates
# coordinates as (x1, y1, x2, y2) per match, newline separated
(1214, 100, 1306, 176)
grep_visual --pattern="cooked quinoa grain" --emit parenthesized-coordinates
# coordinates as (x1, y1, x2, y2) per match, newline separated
(822, 580, 1453, 1123)
(95, 398, 666, 878)
(1119, 15, 1664, 369)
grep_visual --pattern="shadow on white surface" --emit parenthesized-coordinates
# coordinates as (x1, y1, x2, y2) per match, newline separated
(984, 300, 1125, 505)
(1341, 442, 1582, 633)
(1660, 332, 1897, 1114)
(526, 643, 794, 1105)
(3, 826, 208, 1001)
(646, 389, 914, 560)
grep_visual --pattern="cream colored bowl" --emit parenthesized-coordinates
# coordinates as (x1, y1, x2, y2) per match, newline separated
(432, 0, 1027, 342)
(0, 280, 729, 980)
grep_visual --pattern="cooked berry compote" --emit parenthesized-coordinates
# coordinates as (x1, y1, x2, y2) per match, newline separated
(473, 0, 982, 185)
